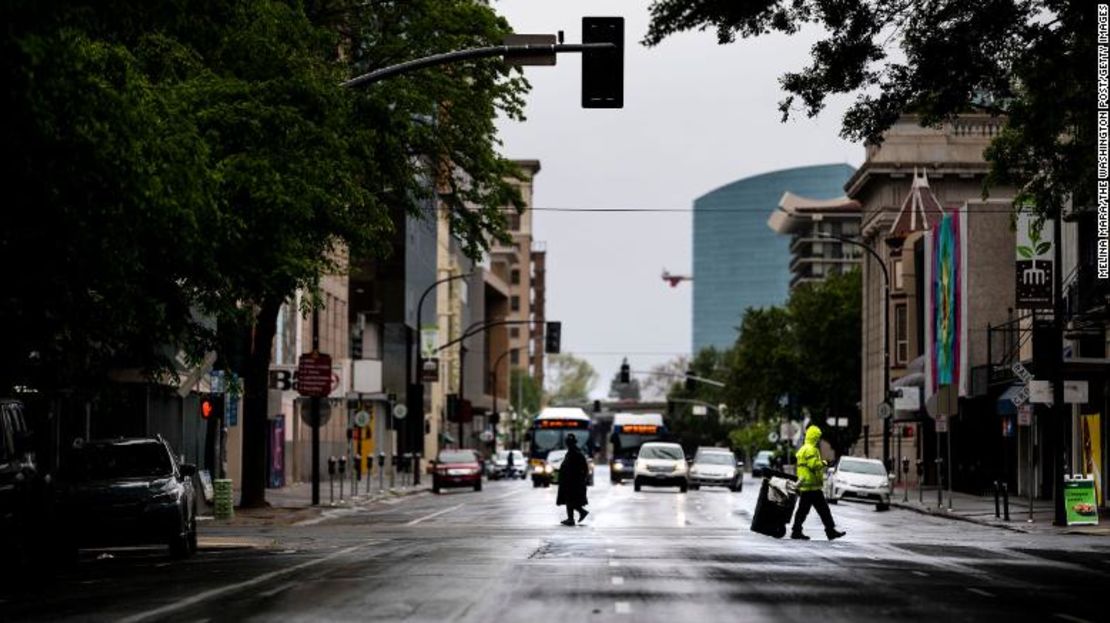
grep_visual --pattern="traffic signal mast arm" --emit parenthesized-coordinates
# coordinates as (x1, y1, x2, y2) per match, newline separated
(435, 319, 546, 353)
(342, 43, 616, 89)
(627, 369, 727, 388)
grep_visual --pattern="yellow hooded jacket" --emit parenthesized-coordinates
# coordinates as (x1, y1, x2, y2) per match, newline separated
(795, 425, 826, 492)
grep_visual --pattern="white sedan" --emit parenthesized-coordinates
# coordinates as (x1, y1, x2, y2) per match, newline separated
(824, 456, 893, 510)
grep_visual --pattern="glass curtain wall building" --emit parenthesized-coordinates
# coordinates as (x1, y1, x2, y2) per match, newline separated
(692, 163, 856, 352)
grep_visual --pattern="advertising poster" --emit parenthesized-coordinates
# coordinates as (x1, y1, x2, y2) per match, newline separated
(924, 208, 969, 401)
(1015, 206, 1054, 309)
(1081, 413, 1103, 505)
(1064, 477, 1099, 526)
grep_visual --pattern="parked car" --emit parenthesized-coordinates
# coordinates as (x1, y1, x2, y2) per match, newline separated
(824, 456, 892, 510)
(432, 449, 483, 493)
(688, 448, 742, 492)
(0, 399, 49, 563)
(55, 436, 198, 558)
(633, 442, 688, 492)
(546, 449, 595, 487)
(488, 450, 526, 480)
(751, 450, 775, 477)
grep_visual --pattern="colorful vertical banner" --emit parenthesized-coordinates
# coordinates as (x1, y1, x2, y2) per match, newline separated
(1081, 413, 1103, 505)
(1015, 203, 1054, 309)
(925, 208, 969, 401)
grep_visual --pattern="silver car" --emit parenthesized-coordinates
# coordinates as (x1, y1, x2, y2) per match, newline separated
(688, 448, 742, 492)
(824, 456, 892, 510)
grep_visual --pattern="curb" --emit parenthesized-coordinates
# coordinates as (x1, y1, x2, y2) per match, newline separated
(890, 501, 1034, 534)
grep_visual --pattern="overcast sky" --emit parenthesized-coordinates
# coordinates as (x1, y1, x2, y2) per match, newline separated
(492, 0, 864, 399)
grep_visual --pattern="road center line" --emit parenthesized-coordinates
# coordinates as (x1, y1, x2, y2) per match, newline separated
(493, 489, 521, 500)
(912, 570, 929, 577)
(611, 576, 624, 585)
(966, 588, 994, 598)
(615, 601, 631, 614)
(118, 541, 379, 623)
(1054, 614, 1091, 623)
(406, 503, 464, 526)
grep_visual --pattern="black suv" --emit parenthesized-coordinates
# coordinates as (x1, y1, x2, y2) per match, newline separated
(56, 436, 198, 558)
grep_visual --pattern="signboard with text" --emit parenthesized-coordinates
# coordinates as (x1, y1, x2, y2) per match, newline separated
(1015, 207, 1054, 309)
(1064, 476, 1099, 526)
(296, 352, 333, 397)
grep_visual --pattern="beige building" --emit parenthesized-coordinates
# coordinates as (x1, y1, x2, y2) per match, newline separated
(766, 192, 863, 289)
(848, 114, 1015, 468)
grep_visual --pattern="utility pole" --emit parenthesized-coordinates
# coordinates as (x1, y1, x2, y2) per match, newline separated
(1051, 212, 1067, 526)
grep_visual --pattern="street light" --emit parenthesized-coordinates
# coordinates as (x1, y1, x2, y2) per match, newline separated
(816, 232, 891, 467)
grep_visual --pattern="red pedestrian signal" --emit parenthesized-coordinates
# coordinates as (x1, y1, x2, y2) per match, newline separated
(200, 394, 223, 420)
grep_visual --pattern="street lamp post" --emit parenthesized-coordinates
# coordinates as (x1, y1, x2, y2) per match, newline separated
(490, 348, 513, 446)
(817, 233, 891, 468)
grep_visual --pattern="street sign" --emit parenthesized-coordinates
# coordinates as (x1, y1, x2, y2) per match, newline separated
(421, 358, 440, 383)
(935, 414, 948, 433)
(393, 404, 409, 420)
(353, 410, 371, 428)
(829, 417, 848, 428)
(297, 352, 333, 397)
(893, 387, 920, 412)
(1029, 380, 1053, 404)
(691, 405, 708, 416)
(1017, 404, 1033, 426)
(768, 432, 780, 443)
(1064, 380, 1089, 404)
(298, 398, 332, 427)
(420, 325, 438, 358)
(479, 430, 495, 442)
(502, 34, 557, 66)
(878, 402, 893, 419)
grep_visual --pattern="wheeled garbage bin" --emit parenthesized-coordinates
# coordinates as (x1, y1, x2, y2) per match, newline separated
(750, 469, 798, 538)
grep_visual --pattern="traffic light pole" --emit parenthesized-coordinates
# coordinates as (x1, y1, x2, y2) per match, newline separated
(341, 43, 616, 90)
(311, 303, 321, 506)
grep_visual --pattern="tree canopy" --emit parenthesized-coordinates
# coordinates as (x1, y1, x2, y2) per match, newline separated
(545, 353, 598, 405)
(645, 0, 1095, 217)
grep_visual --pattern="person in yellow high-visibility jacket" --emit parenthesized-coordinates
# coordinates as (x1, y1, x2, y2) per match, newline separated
(791, 425, 846, 540)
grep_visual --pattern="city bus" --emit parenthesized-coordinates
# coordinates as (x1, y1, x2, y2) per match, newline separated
(526, 407, 593, 481)
(609, 412, 667, 484)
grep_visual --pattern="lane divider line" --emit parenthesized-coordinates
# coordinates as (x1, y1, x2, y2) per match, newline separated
(405, 503, 464, 526)
(118, 541, 380, 623)
(1054, 614, 1092, 623)
(611, 576, 624, 586)
(966, 588, 994, 598)
(615, 602, 631, 614)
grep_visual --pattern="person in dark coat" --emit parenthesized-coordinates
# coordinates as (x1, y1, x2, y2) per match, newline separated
(556, 433, 589, 526)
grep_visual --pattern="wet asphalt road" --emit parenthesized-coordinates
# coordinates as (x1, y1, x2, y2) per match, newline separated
(2, 467, 1108, 623)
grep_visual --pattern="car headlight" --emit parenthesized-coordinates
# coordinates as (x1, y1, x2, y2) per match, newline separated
(613, 461, 624, 469)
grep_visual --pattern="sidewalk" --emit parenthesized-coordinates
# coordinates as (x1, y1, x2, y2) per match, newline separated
(201, 472, 430, 527)
(890, 484, 1110, 536)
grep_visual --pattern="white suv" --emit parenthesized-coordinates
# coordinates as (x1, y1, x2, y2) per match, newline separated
(633, 442, 688, 493)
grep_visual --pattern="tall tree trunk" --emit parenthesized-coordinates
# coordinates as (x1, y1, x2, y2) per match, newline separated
(239, 295, 282, 508)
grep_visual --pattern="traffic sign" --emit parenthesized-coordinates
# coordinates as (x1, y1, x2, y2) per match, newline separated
(1017, 404, 1033, 426)
(936, 414, 948, 433)
(299, 398, 332, 427)
(354, 410, 371, 428)
(878, 402, 893, 419)
(297, 352, 333, 397)
(392, 404, 409, 420)
(768, 431, 780, 443)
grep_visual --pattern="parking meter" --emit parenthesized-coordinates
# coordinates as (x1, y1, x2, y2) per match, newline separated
(915, 459, 924, 476)
(377, 452, 385, 468)
(328, 456, 338, 476)
(354, 452, 362, 479)
(338, 455, 347, 474)
(901, 456, 910, 475)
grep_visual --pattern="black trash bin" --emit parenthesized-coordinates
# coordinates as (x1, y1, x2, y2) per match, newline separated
(750, 469, 799, 539)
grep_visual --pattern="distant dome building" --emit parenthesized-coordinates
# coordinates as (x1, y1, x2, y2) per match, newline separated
(692, 163, 856, 353)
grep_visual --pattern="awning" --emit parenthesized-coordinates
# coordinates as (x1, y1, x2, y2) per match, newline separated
(996, 384, 1022, 416)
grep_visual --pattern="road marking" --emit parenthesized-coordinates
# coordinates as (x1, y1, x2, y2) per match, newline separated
(118, 541, 379, 623)
(1054, 615, 1092, 623)
(611, 576, 624, 585)
(257, 581, 295, 599)
(608, 560, 620, 567)
(405, 503, 464, 526)
(606, 548, 616, 554)
(966, 588, 994, 598)
(493, 489, 521, 500)
(615, 602, 631, 614)
(912, 570, 929, 577)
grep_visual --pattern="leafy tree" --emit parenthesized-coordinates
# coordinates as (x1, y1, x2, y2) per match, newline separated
(545, 353, 598, 405)
(725, 307, 796, 421)
(645, 0, 1096, 217)
(510, 369, 543, 418)
(666, 347, 731, 450)
(607, 371, 642, 401)
(641, 355, 689, 400)
(728, 420, 774, 463)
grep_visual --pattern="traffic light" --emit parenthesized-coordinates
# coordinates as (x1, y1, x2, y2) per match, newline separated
(199, 394, 224, 421)
(545, 321, 562, 354)
(685, 371, 696, 391)
(619, 359, 630, 384)
(593, 400, 602, 413)
(581, 17, 624, 108)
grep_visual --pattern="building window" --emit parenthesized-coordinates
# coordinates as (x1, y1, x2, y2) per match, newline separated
(510, 269, 520, 285)
(842, 221, 860, 236)
(509, 213, 521, 231)
(895, 304, 908, 364)
(510, 349, 519, 365)
(893, 259, 904, 290)
(510, 327, 520, 338)
(511, 295, 520, 311)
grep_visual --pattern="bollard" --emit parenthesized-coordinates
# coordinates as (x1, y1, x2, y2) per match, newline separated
(377, 452, 385, 493)
(916, 460, 924, 503)
(213, 478, 234, 520)
(999, 477, 1007, 517)
(328, 456, 337, 505)
(1002, 481, 1010, 521)
(901, 457, 910, 502)
(413, 453, 421, 487)
(338, 455, 347, 501)
(935, 458, 944, 508)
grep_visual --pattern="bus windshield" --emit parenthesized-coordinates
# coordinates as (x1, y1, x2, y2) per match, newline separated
(612, 432, 662, 457)
(531, 428, 589, 455)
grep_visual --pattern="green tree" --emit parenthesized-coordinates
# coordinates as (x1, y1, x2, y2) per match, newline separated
(641, 355, 689, 400)
(510, 369, 543, 418)
(666, 347, 731, 450)
(726, 307, 796, 421)
(728, 420, 774, 464)
(645, 0, 1095, 217)
(545, 354, 598, 405)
